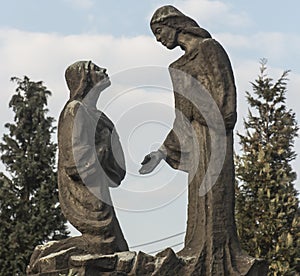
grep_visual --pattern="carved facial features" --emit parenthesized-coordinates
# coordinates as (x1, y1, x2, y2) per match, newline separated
(152, 23, 178, 49)
(65, 61, 111, 101)
(86, 61, 111, 91)
(82, 61, 111, 106)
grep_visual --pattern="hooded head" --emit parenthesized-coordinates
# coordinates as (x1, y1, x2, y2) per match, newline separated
(65, 61, 110, 101)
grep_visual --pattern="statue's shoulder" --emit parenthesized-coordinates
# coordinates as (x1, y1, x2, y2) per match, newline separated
(202, 38, 228, 55)
(198, 38, 221, 52)
(62, 100, 83, 119)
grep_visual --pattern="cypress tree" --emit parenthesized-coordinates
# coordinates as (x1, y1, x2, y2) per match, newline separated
(235, 60, 300, 275)
(0, 76, 69, 275)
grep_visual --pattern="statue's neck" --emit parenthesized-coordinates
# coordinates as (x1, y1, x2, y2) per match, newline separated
(177, 32, 202, 55)
(82, 88, 101, 109)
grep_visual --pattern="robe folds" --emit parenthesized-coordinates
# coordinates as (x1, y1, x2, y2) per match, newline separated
(57, 99, 128, 253)
(160, 38, 252, 272)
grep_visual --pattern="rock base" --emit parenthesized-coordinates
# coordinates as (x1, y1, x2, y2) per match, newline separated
(27, 247, 268, 276)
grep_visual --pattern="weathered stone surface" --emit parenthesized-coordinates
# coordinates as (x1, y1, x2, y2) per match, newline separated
(58, 61, 128, 254)
(27, 61, 128, 275)
(28, 5, 268, 276)
(138, 5, 268, 275)
(130, 251, 156, 275)
(70, 254, 118, 271)
(152, 248, 184, 276)
(28, 248, 268, 275)
(27, 246, 78, 275)
(115, 251, 136, 273)
(244, 259, 269, 276)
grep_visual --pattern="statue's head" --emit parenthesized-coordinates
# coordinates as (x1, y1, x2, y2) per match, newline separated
(150, 5, 211, 49)
(65, 61, 110, 100)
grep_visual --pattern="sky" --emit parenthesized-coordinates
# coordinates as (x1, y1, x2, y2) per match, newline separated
(0, 0, 299, 255)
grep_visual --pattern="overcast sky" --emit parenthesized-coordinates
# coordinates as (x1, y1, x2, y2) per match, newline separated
(0, 0, 299, 255)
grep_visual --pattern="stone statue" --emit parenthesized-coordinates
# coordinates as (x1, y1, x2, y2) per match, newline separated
(140, 5, 268, 275)
(27, 7, 268, 275)
(27, 61, 128, 274)
(58, 60, 128, 253)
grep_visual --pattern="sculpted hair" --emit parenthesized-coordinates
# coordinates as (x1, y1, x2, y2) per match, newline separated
(150, 5, 212, 39)
(152, 16, 211, 39)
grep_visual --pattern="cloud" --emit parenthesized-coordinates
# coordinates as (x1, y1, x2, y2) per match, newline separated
(172, 0, 252, 29)
(215, 32, 300, 65)
(0, 26, 299, 205)
(0, 28, 180, 185)
(63, 0, 94, 10)
(0, 24, 299, 245)
(0, 28, 180, 121)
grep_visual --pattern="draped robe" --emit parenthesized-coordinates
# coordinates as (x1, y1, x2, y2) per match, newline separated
(57, 98, 128, 254)
(160, 38, 257, 273)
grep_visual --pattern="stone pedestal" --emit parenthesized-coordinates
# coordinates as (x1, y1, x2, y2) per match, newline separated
(27, 248, 267, 276)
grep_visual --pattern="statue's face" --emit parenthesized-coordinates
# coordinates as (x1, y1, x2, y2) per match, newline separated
(86, 62, 111, 91)
(66, 61, 111, 100)
(152, 23, 178, 49)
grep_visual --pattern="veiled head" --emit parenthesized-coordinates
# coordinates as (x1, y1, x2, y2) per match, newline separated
(65, 61, 110, 100)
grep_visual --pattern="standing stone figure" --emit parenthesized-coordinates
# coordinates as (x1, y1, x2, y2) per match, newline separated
(140, 5, 267, 275)
(27, 61, 128, 274)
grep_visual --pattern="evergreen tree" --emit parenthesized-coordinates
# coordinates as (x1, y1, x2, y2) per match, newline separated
(235, 60, 300, 275)
(0, 76, 69, 275)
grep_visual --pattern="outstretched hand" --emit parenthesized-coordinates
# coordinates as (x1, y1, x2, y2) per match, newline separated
(139, 150, 165, 174)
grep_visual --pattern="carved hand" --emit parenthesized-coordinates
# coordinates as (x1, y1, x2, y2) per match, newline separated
(139, 150, 166, 174)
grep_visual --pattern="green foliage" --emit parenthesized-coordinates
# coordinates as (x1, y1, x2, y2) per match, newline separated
(235, 60, 300, 275)
(0, 76, 69, 275)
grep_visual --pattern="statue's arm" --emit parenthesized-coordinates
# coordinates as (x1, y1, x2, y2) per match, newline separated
(204, 39, 237, 130)
(189, 39, 237, 131)
(63, 102, 98, 182)
(138, 129, 179, 175)
(139, 149, 166, 175)
(139, 121, 191, 174)
(96, 123, 126, 187)
(139, 86, 195, 174)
